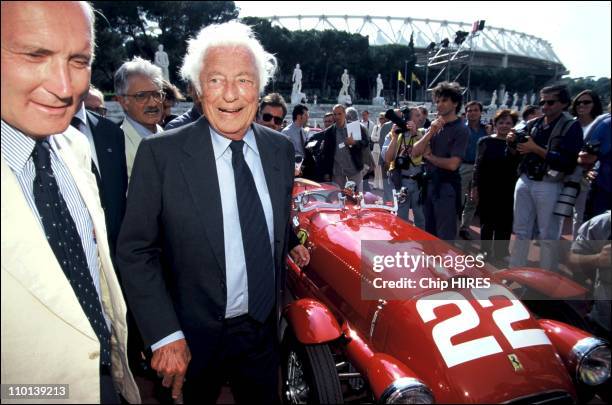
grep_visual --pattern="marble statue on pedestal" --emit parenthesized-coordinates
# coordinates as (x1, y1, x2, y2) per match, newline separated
(500, 90, 509, 108)
(338, 68, 352, 104)
(511, 92, 519, 111)
(291, 63, 306, 104)
(373, 73, 385, 105)
(154, 44, 170, 80)
(487, 89, 498, 111)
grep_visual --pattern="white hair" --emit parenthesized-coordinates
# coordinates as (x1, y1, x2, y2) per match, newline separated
(114, 56, 164, 96)
(180, 21, 277, 95)
(345, 106, 359, 122)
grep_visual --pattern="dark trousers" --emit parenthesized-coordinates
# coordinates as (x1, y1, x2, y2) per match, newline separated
(479, 194, 513, 259)
(424, 182, 458, 241)
(101, 366, 120, 404)
(183, 314, 280, 404)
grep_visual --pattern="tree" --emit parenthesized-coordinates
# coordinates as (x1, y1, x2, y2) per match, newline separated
(90, 1, 238, 92)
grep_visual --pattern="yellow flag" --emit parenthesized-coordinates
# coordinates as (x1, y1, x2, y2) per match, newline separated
(412, 72, 421, 85)
(397, 71, 405, 83)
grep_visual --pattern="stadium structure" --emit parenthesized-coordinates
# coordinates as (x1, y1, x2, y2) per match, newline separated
(262, 15, 567, 100)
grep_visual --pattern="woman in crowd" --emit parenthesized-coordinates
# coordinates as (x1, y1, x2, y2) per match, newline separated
(570, 90, 604, 237)
(472, 109, 520, 263)
(571, 90, 603, 134)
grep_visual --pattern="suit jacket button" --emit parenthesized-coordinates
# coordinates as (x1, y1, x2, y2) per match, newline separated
(89, 352, 100, 360)
(217, 315, 223, 321)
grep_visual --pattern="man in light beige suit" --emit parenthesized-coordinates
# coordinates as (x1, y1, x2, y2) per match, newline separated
(1, 2, 140, 403)
(114, 57, 165, 180)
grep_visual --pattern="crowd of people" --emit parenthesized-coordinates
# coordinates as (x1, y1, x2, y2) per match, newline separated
(1, 1, 610, 404)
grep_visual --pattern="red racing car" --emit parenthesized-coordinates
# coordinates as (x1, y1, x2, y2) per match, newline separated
(281, 179, 610, 404)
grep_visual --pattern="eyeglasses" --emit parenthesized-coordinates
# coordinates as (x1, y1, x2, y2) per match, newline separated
(539, 99, 559, 106)
(576, 100, 593, 106)
(123, 91, 165, 104)
(262, 113, 283, 125)
(85, 106, 108, 117)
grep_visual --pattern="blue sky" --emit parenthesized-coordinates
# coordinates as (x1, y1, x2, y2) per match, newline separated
(235, 1, 611, 79)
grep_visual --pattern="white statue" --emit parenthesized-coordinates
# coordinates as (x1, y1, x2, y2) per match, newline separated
(290, 63, 306, 104)
(489, 90, 497, 106)
(375, 74, 383, 98)
(373, 73, 385, 105)
(339, 69, 350, 97)
(511, 92, 519, 110)
(292, 63, 302, 95)
(522, 94, 528, 108)
(154, 44, 170, 80)
(530, 93, 536, 106)
(313, 95, 317, 105)
(500, 90, 508, 107)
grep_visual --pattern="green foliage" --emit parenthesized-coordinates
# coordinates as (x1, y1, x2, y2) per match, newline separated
(91, 1, 238, 90)
(560, 77, 611, 105)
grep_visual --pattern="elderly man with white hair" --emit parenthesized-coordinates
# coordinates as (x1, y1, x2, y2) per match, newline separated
(114, 57, 165, 180)
(117, 21, 295, 403)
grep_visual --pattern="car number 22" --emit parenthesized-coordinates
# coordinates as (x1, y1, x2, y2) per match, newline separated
(416, 284, 552, 368)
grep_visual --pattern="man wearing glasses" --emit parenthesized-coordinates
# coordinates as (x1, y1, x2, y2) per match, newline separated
(507, 84, 583, 271)
(114, 57, 165, 180)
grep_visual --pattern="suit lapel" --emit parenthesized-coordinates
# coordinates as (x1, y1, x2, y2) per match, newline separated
(54, 130, 129, 334)
(1, 157, 98, 341)
(179, 119, 226, 273)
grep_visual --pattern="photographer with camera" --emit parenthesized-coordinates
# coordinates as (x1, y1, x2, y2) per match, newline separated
(412, 82, 470, 241)
(382, 107, 426, 228)
(507, 85, 583, 271)
(585, 110, 611, 220)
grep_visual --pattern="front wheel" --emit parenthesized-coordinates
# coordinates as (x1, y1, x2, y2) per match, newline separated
(282, 332, 343, 404)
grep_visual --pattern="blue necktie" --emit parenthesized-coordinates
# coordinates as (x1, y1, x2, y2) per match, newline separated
(32, 140, 111, 367)
(229, 140, 274, 323)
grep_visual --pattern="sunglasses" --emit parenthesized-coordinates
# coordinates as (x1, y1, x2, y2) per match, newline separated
(576, 100, 593, 106)
(262, 113, 283, 125)
(539, 99, 559, 106)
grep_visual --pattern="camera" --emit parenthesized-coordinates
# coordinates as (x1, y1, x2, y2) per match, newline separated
(552, 140, 601, 217)
(384, 108, 410, 134)
(553, 179, 581, 217)
(582, 139, 601, 155)
(395, 155, 411, 170)
(509, 122, 530, 148)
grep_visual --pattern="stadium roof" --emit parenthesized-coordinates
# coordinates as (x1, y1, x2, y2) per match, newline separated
(263, 15, 564, 67)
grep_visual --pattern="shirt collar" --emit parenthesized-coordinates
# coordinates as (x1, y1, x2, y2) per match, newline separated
(125, 115, 161, 138)
(209, 125, 259, 161)
(75, 102, 88, 127)
(1, 119, 67, 174)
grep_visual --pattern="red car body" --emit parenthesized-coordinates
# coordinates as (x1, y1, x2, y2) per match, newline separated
(282, 179, 609, 404)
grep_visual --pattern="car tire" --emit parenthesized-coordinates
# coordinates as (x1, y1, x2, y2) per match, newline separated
(282, 332, 343, 404)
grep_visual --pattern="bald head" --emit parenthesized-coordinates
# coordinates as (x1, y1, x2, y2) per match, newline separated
(1, 1, 95, 137)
